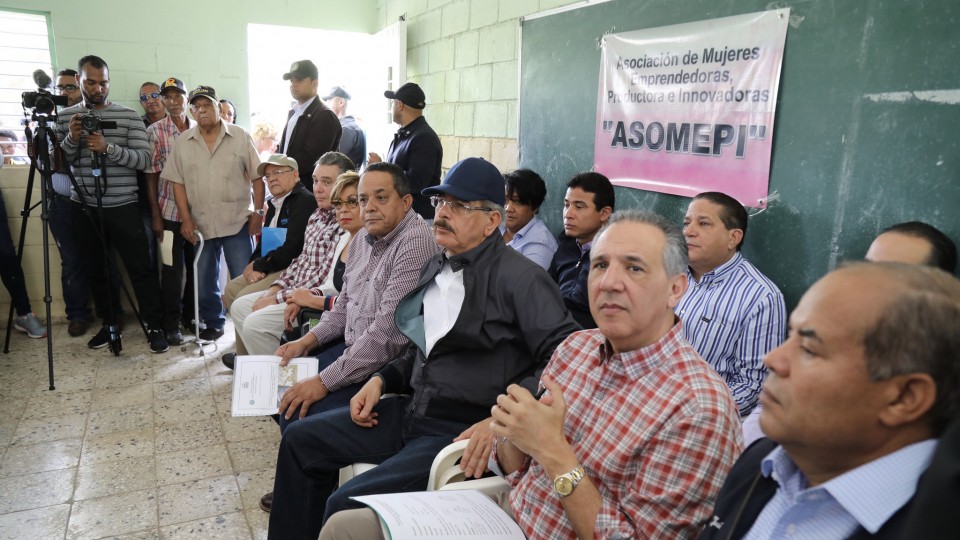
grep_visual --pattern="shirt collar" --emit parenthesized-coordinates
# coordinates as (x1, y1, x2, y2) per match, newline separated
(395, 116, 425, 138)
(442, 229, 503, 272)
(499, 216, 541, 241)
(293, 96, 315, 114)
(577, 239, 592, 255)
(762, 439, 938, 533)
(600, 317, 685, 379)
(687, 251, 743, 283)
(364, 208, 418, 246)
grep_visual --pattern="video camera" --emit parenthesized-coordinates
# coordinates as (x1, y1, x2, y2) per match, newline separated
(21, 69, 67, 118)
(77, 112, 117, 133)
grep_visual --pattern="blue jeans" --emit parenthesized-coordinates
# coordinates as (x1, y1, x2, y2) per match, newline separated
(196, 223, 253, 329)
(277, 339, 362, 433)
(267, 398, 470, 539)
(48, 195, 90, 320)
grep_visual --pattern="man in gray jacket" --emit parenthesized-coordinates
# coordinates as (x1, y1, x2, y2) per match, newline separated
(267, 157, 580, 539)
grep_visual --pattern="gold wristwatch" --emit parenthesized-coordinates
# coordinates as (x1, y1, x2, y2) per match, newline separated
(553, 465, 585, 497)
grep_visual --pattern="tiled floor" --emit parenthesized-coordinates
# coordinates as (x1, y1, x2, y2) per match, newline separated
(0, 320, 278, 539)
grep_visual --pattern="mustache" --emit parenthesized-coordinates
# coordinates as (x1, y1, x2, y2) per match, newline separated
(434, 218, 455, 233)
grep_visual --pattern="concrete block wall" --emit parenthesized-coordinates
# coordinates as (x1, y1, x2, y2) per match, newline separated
(376, 0, 582, 174)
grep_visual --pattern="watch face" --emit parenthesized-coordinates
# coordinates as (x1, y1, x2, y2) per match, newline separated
(555, 476, 573, 496)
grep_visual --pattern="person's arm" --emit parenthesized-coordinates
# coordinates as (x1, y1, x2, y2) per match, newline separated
(106, 111, 149, 170)
(726, 291, 787, 415)
(517, 240, 557, 271)
(491, 380, 603, 539)
(172, 183, 196, 244)
(248, 174, 264, 237)
(396, 133, 441, 194)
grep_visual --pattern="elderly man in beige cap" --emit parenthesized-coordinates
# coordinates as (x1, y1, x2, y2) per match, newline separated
(163, 85, 262, 341)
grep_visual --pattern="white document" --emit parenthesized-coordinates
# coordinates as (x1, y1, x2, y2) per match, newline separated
(352, 490, 524, 540)
(231, 355, 319, 417)
(159, 230, 174, 267)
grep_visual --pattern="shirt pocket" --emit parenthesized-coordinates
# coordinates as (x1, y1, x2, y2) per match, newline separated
(218, 152, 251, 203)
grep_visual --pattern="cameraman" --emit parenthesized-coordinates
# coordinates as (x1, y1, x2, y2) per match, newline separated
(55, 55, 167, 354)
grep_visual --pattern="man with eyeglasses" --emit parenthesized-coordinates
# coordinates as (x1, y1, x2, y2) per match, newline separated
(139, 82, 165, 126)
(144, 77, 196, 345)
(221, 153, 317, 353)
(163, 85, 262, 342)
(266, 158, 579, 538)
(224, 152, 355, 368)
(55, 55, 168, 353)
(48, 68, 96, 336)
(136, 81, 165, 269)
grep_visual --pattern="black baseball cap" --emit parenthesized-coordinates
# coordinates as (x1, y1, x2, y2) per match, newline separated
(188, 85, 218, 105)
(160, 77, 186, 95)
(283, 60, 319, 81)
(384, 82, 426, 109)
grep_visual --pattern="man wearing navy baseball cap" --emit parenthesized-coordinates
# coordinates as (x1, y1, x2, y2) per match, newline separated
(368, 82, 442, 221)
(267, 157, 579, 539)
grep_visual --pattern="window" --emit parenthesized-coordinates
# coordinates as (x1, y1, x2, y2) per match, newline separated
(0, 9, 55, 131)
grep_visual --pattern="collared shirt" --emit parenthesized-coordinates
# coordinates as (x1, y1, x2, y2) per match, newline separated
(422, 259, 465, 356)
(271, 207, 342, 301)
(310, 209, 438, 391)
(161, 121, 261, 238)
(147, 114, 195, 222)
(56, 102, 150, 208)
(504, 324, 744, 539)
(675, 252, 786, 416)
(743, 440, 937, 539)
(283, 96, 314, 155)
(499, 216, 558, 270)
(268, 191, 290, 228)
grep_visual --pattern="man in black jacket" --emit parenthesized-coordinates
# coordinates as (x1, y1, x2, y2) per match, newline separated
(278, 60, 342, 191)
(266, 157, 580, 539)
(700, 262, 960, 540)
(222, 153, 318, 310)
(368, 82, 442, 220)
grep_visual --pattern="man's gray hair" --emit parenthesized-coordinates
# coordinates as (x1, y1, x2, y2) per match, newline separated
(598, 209, 688, 277)
(849, 261, 960, 435)
(480, 200, 504, 220)
(316, 151, 355, 175)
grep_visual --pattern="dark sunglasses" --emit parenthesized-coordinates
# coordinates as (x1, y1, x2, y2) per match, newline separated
(139, 92, 161, 102)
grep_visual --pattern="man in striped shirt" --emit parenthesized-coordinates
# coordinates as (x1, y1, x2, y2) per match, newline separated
(57, 55, 168, 354)
(145, 77, 194, 346)
(677, 192, 786, 416)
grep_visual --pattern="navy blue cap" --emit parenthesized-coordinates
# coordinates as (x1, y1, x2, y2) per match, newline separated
(422, 157, 505, 206)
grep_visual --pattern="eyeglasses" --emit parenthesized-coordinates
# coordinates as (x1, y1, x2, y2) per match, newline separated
(139, 92, 161, 102)
(264, 169, 294, 179)
(430, 196, 493, 215)
(331, 198, 359, 210)
(55, 84, 78, 93)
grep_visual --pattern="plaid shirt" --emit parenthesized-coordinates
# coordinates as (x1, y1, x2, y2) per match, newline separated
(310, 210, 439, 392)
(147, 115, 194, 222)
(506, 324, 744, 539)
(272, 207, 342, 301)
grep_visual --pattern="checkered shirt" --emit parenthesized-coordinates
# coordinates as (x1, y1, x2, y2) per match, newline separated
(147, 115, 193, 222)
(272, 207, 342, 301)
(310, 210, 439, 392)
(507, 323, 744, 539)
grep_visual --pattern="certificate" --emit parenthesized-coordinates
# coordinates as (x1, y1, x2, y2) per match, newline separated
(231, 355, 319, 417)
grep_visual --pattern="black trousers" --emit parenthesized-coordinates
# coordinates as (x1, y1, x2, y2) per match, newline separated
(71, 201, 162, 329)
(160, 219, 186, 332)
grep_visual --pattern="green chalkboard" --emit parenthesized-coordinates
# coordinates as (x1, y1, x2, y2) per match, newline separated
(520, 0, 960, 309)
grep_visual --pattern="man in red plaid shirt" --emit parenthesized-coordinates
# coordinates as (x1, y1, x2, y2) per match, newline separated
(489, 209, 744, 539)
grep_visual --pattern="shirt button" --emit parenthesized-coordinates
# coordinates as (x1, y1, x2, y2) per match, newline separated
(786, 524, 797, 536)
